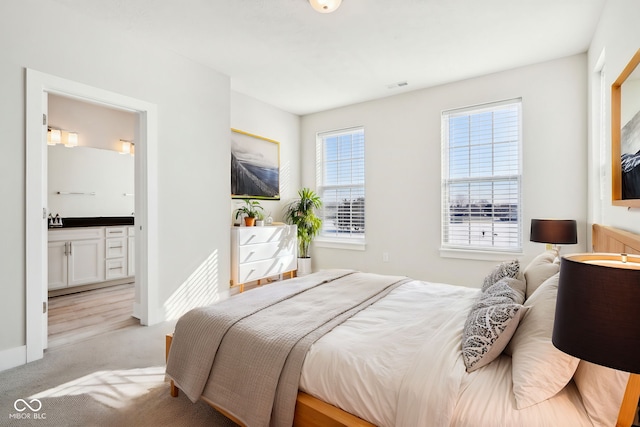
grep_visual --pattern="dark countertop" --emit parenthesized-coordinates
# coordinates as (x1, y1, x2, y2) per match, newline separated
(49, 216, 135, 228)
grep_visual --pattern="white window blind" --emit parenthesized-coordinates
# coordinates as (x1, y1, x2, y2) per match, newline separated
(441, 99, 522, 252)
(316, 127, 365, 241)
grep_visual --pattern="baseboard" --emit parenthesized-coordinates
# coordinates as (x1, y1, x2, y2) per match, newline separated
(132, 302, 141, 320)
(0, 345, 26, 372)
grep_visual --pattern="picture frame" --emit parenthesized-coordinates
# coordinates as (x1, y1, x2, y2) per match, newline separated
(231, 128, 280, 200)
(612, 48, 640, 208)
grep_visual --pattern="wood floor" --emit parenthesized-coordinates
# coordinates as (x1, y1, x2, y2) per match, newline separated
(47, 283, 139, 348)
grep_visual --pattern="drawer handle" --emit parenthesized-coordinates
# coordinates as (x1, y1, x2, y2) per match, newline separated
(110, 245, 123, 249)
(109, 231, 124, 234)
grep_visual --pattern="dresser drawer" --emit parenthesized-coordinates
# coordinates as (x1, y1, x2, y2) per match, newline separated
(237, 255, 297, 284)
(236, 226, 289, 246)
(238, 240, 295, 264)
(48, 227, 103, 242)
(106, 237, 127, 258)
(105, 258, 127, 280)
(105, 227, 127, 238)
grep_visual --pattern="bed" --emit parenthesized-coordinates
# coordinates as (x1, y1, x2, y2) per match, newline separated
(165, 224, 640, 427)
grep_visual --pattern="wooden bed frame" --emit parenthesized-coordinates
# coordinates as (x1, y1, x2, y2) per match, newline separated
(165, 223, 639, 427)
(165, 333, 374, 427)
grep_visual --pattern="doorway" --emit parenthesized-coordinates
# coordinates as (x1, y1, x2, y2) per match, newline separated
(25, 69, 159, 363)
(46, 93, 138, 347)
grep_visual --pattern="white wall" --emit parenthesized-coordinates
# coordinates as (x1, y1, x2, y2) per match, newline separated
(588, 0, 640, 236)
(230, 91, 301, 222)
(0, 0, 231, 355)
(301, 54, 589, 287)
(49, 94, 136, 152)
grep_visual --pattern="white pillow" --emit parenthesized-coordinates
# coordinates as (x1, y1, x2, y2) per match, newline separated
(523, 250, 560, 299)
(462, 279, 528, 372)
(507, 273, 580, 409)
(573, 361, 630, 427)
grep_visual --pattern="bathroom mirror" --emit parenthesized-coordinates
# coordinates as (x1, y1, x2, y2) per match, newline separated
(48, 145, 134, 217)
(612, 48, 640, 207)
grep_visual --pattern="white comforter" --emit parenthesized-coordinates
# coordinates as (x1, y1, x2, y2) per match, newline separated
(299, 280, 591, 427)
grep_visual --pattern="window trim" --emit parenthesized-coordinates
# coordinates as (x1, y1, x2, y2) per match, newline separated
(316, 126, 366, 248)
(440, 98, 523, 256)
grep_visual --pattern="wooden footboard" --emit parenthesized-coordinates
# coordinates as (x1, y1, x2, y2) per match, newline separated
(165, 333, 374, 427)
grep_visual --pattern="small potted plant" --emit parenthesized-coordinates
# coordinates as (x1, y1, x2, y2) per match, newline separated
(284, 188, 322, 275)
(255, 211, 265, 227)
(234, 198, 264, 227)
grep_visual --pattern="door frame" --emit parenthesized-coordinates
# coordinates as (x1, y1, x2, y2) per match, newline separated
(25, 69, 159, 362)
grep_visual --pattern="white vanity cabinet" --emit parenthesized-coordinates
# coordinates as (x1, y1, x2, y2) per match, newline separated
(48, 227, 105, 290)
(230, 225, 297, 292)
(48, 225, 135, 292)
(105, 227, 128, 280)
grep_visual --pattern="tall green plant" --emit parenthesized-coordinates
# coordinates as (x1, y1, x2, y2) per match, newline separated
(284, 188, 322, 258)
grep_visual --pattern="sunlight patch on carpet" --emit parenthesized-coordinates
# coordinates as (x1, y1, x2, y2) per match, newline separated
(29, 366, 166, 409)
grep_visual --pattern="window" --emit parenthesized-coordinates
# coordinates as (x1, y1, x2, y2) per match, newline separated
(316, 127, 365, 245)
(441, 99, 522, 253)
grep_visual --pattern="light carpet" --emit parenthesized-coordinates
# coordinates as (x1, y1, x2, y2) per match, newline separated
(0, 321, 238, 427)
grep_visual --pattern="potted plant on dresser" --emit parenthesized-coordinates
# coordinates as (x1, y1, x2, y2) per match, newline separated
(284, 188, 322, 276)
(234, 198, 264, 227)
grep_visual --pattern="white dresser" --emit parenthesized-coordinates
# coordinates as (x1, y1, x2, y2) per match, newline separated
(230, 224, 297, 292)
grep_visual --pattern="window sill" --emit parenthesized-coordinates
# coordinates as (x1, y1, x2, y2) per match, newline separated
(315, 237, 366, 251)
(440, 248, 523, 261)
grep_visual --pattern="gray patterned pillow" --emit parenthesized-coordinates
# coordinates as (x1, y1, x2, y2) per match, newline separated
(462, 278, 527, 372)
(479, 279, 525, 306)
(481, 259, 520, 292)
(462, 303, 528, 372)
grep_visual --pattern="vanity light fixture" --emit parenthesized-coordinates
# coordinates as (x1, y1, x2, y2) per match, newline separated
(120, 139, 134, 156)
(63, 131, 78, 148)
(47, 128, 61, 146)
(309, 0, 342, 13)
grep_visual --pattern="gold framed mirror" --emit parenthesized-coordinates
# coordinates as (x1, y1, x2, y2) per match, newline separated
(612, 48, 640, 207)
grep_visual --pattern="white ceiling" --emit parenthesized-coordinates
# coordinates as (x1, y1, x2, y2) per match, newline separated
(52, 0, 606, 115)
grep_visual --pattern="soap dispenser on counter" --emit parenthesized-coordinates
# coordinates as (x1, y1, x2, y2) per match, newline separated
(48, 214, 63, 228)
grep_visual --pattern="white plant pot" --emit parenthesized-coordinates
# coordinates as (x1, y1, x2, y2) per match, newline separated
(255, 220, 265, 227)
(297, 258, 312, 276)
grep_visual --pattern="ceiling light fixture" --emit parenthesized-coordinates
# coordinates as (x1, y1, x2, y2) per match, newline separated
(309, 0, 342, 13)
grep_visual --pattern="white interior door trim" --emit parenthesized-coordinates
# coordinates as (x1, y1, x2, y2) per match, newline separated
(25, 69, 159, 363)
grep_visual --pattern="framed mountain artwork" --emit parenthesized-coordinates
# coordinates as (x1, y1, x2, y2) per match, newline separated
(231, 128, 280, 200)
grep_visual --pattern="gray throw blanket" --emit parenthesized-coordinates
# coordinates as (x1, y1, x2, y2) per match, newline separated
(166, 270, 409, 427)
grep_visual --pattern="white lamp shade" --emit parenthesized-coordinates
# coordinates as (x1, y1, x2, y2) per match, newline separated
(309, 0, 342, 13)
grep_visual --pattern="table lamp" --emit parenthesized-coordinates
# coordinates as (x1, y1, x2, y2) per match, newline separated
(552, 253, 640, 426)
(530, 219, 577, 253)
